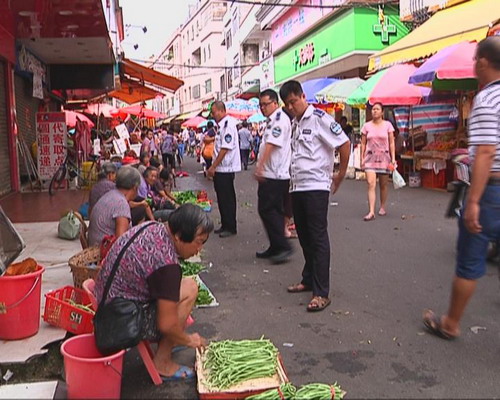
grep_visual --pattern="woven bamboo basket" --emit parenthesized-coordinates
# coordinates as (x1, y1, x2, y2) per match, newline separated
(68, 246, 101, 289)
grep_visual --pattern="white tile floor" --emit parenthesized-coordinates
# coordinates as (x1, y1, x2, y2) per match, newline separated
(1, 223, 80, 363)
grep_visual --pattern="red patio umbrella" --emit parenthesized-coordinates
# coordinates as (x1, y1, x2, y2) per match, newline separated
(84, 103, 115, 118)
(114, 105, 166, 119)
(182, 116, 207, 128)
(64, 110, 94, 128)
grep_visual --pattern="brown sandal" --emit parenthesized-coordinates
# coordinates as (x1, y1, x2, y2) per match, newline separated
(287, 283, 312, 293)
(307, 296, 331, 312)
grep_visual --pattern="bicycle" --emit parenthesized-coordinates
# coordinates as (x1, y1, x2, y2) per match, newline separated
(49, 154, 100, 196)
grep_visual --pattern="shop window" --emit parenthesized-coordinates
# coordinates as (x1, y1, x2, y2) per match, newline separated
(193, 84, 201, 99)
(233, 55, 240, 79)
(220, 74, 226, 93)
(227, 68, 233, 89)
(205, 79, 212, 94)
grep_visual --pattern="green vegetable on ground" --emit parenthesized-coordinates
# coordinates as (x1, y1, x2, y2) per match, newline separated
(196, 287, 213, 305)
(246, 383, 296, 400)
(180, 260, 205, 276)
(294, 383, 344, 400)
(203, 338, 278, 390)
(173, 190, 198, 204)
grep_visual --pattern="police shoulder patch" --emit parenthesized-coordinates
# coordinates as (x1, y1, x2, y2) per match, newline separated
(276, 111, 281, 121)
(313, 108, 325, 117)
(330, 122, 342, 136)
(224, 133, 232, 143)
(224, 120, 228, 128)
(272, 127, 282, 138)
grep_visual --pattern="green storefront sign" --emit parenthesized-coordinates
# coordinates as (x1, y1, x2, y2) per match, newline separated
(274, 7, 409, 84)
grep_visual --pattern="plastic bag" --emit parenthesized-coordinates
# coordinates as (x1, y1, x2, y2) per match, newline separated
(57, 211, 81, 240)
(393, 169, 406, 190)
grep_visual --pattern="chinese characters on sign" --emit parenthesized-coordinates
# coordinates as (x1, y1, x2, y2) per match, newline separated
(36, 113, 67, 180)
(293, 42, 315, 71)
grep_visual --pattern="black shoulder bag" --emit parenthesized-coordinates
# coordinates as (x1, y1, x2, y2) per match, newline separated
(93, 223, 154, 355)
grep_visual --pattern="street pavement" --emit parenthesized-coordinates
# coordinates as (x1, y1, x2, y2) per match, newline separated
(122, 157, 500, 399)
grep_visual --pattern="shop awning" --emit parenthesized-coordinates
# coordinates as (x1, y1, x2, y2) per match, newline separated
(368, 0, 500, 72)
(121, 58, 184, 92)
(236, 83, 260, 100)
(108, 79, 160, 104)
(174, 110, 201, 121)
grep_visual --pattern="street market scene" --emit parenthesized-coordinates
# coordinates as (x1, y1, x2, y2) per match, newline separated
(0, 0, 500, 398)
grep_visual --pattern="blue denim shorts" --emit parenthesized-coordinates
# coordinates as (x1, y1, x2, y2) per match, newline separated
(456, 185, 500, 280)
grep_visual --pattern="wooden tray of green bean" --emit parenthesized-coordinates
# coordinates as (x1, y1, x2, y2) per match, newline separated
(196, 341, 289, 400)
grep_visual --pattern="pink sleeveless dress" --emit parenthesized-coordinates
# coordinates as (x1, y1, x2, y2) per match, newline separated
(361, 120, 394, 173)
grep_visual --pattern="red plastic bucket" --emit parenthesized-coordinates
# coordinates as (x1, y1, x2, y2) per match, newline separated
(0, 265, 45, 340)
(61, 333, 125, 399)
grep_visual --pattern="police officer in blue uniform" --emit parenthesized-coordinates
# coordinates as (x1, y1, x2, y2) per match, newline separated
(207, 101, 241, 238)
(279, 80, 351, 312)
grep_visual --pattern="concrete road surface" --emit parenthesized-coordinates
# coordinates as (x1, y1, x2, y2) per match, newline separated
(122, 157, 500, 399)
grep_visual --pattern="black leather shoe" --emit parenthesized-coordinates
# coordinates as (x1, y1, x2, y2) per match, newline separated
(270, 249, 294, 264)
(256, 248, 274, 259)
(219, 231, 236, 238)
(214, 227, 224, 234)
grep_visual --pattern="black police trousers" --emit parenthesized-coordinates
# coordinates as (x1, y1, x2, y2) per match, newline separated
(213, 172, 237, 233)
(258, 178, 291, 254)
(291, 190, 330, 298)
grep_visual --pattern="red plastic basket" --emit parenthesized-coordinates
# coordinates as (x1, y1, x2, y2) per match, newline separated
(43, 286, 95, 335)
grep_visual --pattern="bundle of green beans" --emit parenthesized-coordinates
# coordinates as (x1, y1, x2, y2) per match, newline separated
(245, 383, 296, 400)
(294, 383, 344, 400)
(203, 338, 278, 390)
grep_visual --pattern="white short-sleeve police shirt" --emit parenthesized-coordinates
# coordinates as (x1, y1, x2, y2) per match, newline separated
(290, 105, 349, 192)
(260, 108, 291, 180)
(213, 115, 242, 173)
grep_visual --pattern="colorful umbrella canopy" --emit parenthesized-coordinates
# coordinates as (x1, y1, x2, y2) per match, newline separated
(113, 105, 166, 119)
(315, 78, 365, 104)
(247, 112, 267, 123)
(346, 64, 430, 107)
(408, 41, 478, 91)
(225, 99, 259, 113)
(182, 116, 207, 128)
(64, 110, 94, 128)
(301, 78, 338, 103)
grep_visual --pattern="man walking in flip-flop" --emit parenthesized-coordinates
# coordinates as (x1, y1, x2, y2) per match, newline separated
(279, 81, 350, 312)
(423, 36, 500, 339)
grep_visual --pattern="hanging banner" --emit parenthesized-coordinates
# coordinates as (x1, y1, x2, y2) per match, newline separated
(36, 113, 67, 180)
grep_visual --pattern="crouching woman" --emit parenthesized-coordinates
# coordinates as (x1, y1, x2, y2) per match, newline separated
(95, 203, 213, 381)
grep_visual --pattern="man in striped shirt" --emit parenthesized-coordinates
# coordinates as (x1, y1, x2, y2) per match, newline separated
(424, 36, 500, 340)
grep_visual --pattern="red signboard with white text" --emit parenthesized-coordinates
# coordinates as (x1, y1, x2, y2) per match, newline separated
(36, 113, 67, 180)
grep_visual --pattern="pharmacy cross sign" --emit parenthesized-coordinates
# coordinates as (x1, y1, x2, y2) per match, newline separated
(373, 7, 396, 44)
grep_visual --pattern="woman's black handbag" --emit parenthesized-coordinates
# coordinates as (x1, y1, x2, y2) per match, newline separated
(93, 223, 154, 355)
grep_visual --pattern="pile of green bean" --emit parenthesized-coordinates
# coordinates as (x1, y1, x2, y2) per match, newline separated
(294, 383, 344, 400)
(203, 338, 278, 389)
(246, 383, 296, 400)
